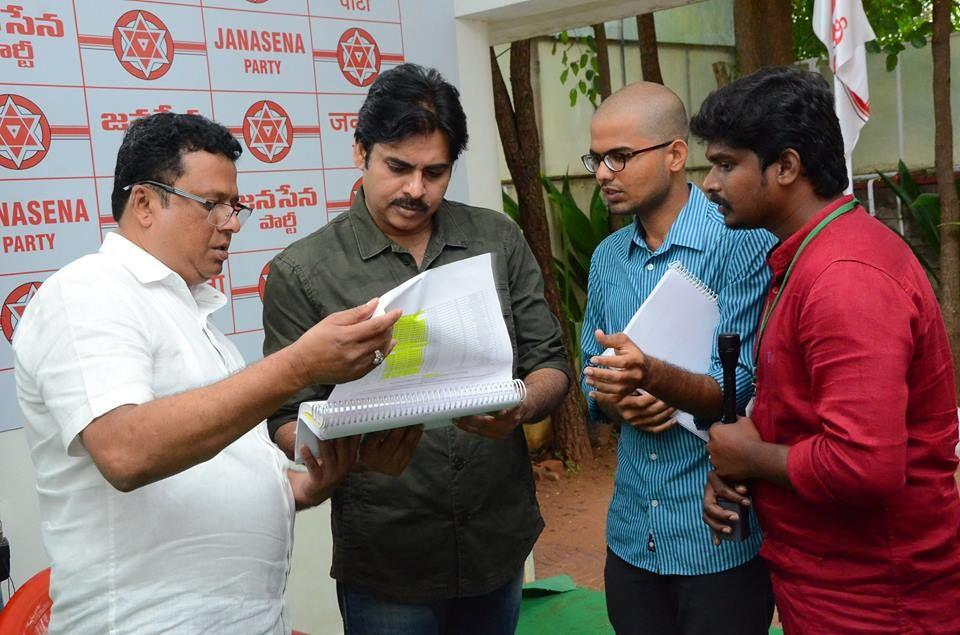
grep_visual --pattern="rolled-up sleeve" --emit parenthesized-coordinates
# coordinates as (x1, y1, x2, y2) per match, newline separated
(704, 230, 773, 412)
(786, 262, 912, 504)
(504, 223, 571, 381)
(579, 249, 608, 423)
(261, 253, 327, 439)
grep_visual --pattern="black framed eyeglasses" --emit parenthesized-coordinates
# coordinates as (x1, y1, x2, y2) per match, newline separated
(123, 180, 254, 230)
(581, 140, 675, 174)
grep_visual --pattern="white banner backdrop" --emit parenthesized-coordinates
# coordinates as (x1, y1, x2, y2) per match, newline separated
(0, 0, 462, 433)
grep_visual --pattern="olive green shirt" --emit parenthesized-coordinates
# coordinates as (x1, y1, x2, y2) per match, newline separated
(262, 190, 570, 602)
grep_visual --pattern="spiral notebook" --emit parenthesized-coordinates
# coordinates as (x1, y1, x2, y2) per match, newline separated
(295, 254, 524, 451)
(603, 261, 720, 441)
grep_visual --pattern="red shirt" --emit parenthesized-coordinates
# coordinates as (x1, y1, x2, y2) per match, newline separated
(752, 196, 960, 633)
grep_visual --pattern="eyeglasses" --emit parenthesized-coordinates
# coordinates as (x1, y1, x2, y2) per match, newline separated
(581, 140, 675, 174)
(123, 180, 254, 230)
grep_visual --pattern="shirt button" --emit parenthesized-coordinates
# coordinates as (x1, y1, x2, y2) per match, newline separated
(452, 456, 465, 471)
(651, 499, 659, 508)
(645, 263, 655, 271)
(649, 453, 658, 461)
(647, 541, 656, 550)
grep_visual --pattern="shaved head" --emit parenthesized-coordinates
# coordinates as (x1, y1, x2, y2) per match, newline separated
(595, 81, 689, 142)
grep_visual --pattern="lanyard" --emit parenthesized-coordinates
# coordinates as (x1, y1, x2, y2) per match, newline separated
(752, 199, 859, 376)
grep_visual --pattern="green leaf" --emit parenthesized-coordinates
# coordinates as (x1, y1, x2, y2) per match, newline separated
(585, 35, 596, 48)
(885, 53, 899, 72)
(897, 159, 921, 200)
(578, 80, 587, 93)
(591, 58, 599, 71)
(571, 61, 579, 74)
(501, 190, 520, 224)
(589, 184, 610, 244)
(560, 31, 569, 44)
(560, 68, 569, 84)
(585, 69, 594, 80)
(909, 32, 928, 48)
(910, 193, 942, 251)
(579, 53, 589, 68)
(569, 89, 578, 106)
(865, 40, 881, 54)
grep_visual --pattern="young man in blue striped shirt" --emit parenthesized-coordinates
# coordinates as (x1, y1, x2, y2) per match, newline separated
(579, 81, 776, 635)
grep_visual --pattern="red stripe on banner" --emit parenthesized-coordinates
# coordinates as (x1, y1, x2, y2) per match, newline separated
(292, 126, 321, 134)
(227, 127, 242, 134)
(327, 199, 350, 211)
(313, 50, 337, 60)
(77, 34, 111, 47)
(174, 41, 207, 53)
(381, 53, 404, 63)
(50, 126, 90, 135)
(843, 84, 870, 123)
(231, 285, 259, 297)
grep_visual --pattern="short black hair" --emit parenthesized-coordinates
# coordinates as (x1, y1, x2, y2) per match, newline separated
(111, 112, 242, 222)
(355, 63, 468, 164)
(690, 66, 848, 197)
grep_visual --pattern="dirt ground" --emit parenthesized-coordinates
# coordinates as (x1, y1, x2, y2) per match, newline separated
(532, 438, 618, 590)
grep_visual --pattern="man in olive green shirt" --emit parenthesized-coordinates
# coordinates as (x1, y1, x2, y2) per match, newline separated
(262, 63, 570, 634)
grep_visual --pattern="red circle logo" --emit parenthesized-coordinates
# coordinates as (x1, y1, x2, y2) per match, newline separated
(242, 100, 294, 164)
(337, 28, 381, 87)
(112, 10, 175, 80)
(349, 177, 363, 206)
(247, 0, 269, 3)
(1, 281, 43, 343)
(0, 94, 51, 171)
(258, 261, 270, 301)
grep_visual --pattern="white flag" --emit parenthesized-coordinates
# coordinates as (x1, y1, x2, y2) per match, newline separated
(813, 0, 876, 193)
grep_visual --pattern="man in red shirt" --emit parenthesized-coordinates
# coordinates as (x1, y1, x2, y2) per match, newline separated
(690, 66, 960, 633)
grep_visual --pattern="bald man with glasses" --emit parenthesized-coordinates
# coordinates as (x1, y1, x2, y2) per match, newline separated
(578, 82, 777, 635)
(12, 112, 414, 634)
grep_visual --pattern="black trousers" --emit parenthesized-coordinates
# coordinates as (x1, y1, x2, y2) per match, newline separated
(604, 548, 774, 635)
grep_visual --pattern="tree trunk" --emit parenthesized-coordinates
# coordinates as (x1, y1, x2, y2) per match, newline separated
(591, 23, 612, 101)
(932, 0, 960, 394)
(733, 0, 794, 75)
(636, 13, 663, 84)
(490, 43, 593, 464)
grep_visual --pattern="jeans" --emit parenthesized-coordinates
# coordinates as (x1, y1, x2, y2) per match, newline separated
(336, 570, 524, 635)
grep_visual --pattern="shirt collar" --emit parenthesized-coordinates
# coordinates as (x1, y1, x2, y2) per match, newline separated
(630, 183, 710, 255)
(99, 232, 226, 314)
(348, 187, 468, 261)
(767, 194, 856, 279)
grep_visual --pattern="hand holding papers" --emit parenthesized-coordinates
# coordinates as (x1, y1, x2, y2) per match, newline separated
(586, 262, 720, 441)
(296, 254, 524, 456)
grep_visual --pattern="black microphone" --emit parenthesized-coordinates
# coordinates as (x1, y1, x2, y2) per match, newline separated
(716, 333, 750, 541)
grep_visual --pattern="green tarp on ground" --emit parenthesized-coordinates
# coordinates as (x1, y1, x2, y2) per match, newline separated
(517, 575, 784, 635)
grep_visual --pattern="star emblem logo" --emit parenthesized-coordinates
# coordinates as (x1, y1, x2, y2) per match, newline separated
(1, 281, 43, 343)
(337, 28, 381, 87)
(0, 94, 50, 171)
(112, 10, 174, 80)
(242, 100, 294, 164)
(258, 262, 270, 301)
(349, 177, 363, 206)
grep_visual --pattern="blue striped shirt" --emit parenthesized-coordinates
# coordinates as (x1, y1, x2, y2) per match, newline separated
(580, 184, 776, 575)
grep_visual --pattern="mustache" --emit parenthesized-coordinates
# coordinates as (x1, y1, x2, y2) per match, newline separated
(708, 194, 732, 211)
(390, 197, 429, 212)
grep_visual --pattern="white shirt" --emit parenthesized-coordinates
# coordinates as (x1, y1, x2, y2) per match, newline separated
(13, 233, 295, 635)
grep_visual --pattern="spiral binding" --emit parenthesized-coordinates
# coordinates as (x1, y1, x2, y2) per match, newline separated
(311, 379, 526, 427)
(668, 261, 718, 304)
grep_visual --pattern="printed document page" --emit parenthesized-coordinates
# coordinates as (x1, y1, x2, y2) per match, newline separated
(328, 252, 513, 402)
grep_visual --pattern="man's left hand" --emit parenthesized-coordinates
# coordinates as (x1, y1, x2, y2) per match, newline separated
(297, 435, 361, 507)
(706, 415, 762, 481)
(455, 406, 523, 441)
(584, 330, 648, 400)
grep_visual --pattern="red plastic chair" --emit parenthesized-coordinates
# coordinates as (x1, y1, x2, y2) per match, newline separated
(0, 567, 52, 634)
